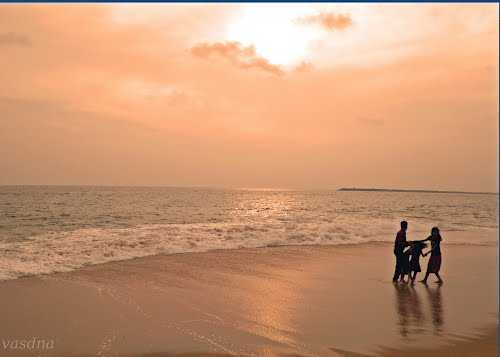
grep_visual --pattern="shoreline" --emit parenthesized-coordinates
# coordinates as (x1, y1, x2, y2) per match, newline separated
(0, 243, 497, 356)
(1, 239, 497, 283)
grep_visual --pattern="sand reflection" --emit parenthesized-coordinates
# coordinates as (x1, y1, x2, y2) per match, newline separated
(237, 274, 301, 348)
(425, 285, 444, 335)
(394, 284, 425, 337)
(393, 284, 444, 337)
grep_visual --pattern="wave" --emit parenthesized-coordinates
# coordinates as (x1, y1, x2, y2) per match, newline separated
(0, 221, 497, 281)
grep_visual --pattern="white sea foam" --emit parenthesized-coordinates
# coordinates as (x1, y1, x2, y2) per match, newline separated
(0, 219, 497, 281)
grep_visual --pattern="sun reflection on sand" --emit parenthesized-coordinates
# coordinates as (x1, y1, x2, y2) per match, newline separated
(241, 278, 299, 344)
(230, 260, 319, 354)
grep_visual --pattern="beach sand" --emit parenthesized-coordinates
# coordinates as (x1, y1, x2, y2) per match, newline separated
(0, 243, 497, 357)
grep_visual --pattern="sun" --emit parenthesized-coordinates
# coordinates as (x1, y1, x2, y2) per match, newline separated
(225, 5, 321, 67)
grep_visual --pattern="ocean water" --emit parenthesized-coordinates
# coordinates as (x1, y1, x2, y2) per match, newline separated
(0, 186, 497, 281)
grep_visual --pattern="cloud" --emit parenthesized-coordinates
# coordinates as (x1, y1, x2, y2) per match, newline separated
(0, 5, 497, 190)
(0, 32, 31, 46)
(294, 61, 314, 73)
(296, 13, 352, 31)
(190, 41, 284, 76)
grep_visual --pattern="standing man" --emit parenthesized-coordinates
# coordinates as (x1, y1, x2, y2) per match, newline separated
(392, 221, 409, 282)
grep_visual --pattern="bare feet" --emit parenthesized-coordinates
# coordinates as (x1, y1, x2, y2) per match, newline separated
(419, 280, 428, 284)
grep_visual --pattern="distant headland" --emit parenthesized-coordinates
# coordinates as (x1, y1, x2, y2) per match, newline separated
(337, 187, 498, 195)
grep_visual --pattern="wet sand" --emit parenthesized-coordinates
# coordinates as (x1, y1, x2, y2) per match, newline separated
(0, 243, 497, 356)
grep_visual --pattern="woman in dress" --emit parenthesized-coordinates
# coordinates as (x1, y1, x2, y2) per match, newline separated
(421, 227, 443, 284)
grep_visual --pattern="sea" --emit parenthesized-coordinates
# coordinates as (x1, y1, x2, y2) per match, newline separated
(0, 186, 497, 281)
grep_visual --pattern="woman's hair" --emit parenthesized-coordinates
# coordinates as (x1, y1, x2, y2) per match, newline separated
(431, 226, 442, 241)
(418, 241, 428, 249)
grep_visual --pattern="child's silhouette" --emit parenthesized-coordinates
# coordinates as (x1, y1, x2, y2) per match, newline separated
(408, 241, 427, 284)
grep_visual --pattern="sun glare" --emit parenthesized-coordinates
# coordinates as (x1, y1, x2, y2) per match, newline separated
(225, 6, 322, 67)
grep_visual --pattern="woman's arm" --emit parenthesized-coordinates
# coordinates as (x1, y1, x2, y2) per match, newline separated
(414, 236, 431, 243)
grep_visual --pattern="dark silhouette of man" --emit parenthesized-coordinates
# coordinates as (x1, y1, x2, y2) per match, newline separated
(393, 221, 409, 282)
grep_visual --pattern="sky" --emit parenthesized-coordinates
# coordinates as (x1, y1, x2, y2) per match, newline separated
(0, 4, 498, 191)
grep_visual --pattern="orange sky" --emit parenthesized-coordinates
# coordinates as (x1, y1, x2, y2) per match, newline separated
(0, 4, 498, 191)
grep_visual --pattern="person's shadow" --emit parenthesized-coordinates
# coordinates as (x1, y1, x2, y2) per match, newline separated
(393, 283, 444, 337)
(424, 284, 444, 335)
(393, 284, 424, 337)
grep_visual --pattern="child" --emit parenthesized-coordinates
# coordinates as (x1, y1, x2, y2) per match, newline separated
(409, 241, 427, 284)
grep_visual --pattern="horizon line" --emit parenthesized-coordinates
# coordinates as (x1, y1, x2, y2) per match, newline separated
(0, 184, 497, 195)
